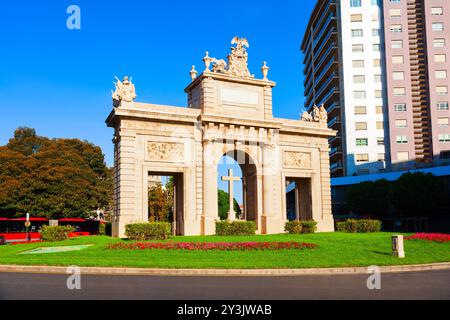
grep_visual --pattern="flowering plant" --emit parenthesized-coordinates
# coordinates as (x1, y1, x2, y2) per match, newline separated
(106, 241, 318, 251)
(405, 233, 450, 243)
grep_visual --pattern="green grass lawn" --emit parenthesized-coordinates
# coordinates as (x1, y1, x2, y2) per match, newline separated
(0, 233, 449, 269)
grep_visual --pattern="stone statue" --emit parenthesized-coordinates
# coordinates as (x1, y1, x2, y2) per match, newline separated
(301, 104, 328, 124)
(227, 36, 253, 78)
(201, 37, 254, 78)
(210, 58, 227, 73)
(312, 105, 320, 122)
(318, 104, 328, 122)
(112, 76, 136, 107)
(301, 111, 313, 121)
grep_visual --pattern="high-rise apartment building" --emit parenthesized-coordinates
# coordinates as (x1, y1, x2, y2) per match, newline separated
(301, 0, 450, 177)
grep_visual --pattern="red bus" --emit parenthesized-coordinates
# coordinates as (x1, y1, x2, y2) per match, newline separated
(0, 217, 101, 242)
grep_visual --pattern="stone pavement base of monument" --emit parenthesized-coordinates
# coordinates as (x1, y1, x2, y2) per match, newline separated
(0, 233, 449, 270)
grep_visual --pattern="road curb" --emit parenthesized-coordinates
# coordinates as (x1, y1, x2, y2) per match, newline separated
(0, 262, 450, 276)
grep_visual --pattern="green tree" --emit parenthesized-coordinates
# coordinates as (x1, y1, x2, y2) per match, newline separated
(217, 189, 242, 220)
(0, 127, 112, 218)
(148, 183, 170, 222)
(390, 172, 446, 217)
(345, 179, 390, 217)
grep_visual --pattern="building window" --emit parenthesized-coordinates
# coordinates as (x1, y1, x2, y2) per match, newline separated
(432, 22, 444, 32)
(435, 54, 446, 63)
(352, 44, 364, 53)
(350, 0, 362, 7)
(371, 0, 380, 5)
(431, 7, 443, 16)
(354, 91, 366, 99)
(378, 153, 385, 162)
(393, 71, 404, 80)
(392, 55, 404, 64)
(351, 14, 363, 22)
(397, 152, 409, 161)
(433, 38, 445, 48)
(439, 134, 450, 142)
(396, 135, 408, 144)
(374, 75, 382, 83)
(373, 44, 380, 51)
(377, 138, 385, 145)
(395, 119, 407, 128)
(436, 86, 448, 95)
(353, 60, 365, 68)
(353, 75, 365, 84)
(389, 9, 401, 18)
(438, 118, 449, 126)
(393, 87, 406, 96)
(372, 12, 379, 21)
(375, 90, 382, 98)
(376, 105, 383, 114)
(390, 0, 400, 3)
(354, 106, 367, 114)
(435, 70, 447, 79)
(356, 153, 369, 162)
(372, 29, 380, 36)
(440, 151, 450, 159)
(391, 40, 403, 49)
(437, 102, 449, 110)
(376, 121, 384, 130)
(356, 138, 368, 146)
(390, 24, 402, 32)
(352, 29, 364, 37)
(355, 122, 367, 130)
(394, 103, 407, 111)
(373, 59, 381, 67)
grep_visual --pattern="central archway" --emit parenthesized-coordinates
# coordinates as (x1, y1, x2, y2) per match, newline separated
(216, 149, 260, 229)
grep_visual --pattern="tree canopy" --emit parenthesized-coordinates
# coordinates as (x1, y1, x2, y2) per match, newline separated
(345, 179, 390, 217)
(0, 127, 113, 218)
(345, 172, 448, 218)
(218, 189, 242, 220)
(390, 172, 447, 217)
(148, 180, 173, 222)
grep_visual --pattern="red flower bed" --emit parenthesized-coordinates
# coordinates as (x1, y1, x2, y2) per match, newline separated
(405, 233, 450, 243)
(106, 241, 318, 251)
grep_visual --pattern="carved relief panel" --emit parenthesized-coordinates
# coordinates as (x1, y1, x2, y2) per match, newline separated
(147, 141, 184, 163)
(283, 151, 311, 169)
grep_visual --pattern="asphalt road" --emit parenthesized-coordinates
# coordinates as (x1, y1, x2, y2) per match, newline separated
(0, 270, 449, 300)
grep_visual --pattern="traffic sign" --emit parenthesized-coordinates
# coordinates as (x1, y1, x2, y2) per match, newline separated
(25, 221, 31, 228)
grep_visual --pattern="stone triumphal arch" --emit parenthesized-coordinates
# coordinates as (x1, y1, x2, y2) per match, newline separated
(106, 37, 336, 237)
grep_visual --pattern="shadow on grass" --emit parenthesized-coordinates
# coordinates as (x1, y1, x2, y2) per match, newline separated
(364, 250, 391, 256)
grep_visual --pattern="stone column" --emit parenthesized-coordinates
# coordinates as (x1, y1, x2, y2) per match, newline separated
(202, 138, 218, 235)
(113, 133, 136, 238)
(261, 142, 273, 234)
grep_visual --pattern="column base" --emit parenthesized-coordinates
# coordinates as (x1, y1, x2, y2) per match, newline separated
(261, 216, 285, 234)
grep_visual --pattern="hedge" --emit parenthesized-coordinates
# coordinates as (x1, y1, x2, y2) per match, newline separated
(284, 220, 318, 234)
(125, 222, 171, 240)
(215, 221, 256, 236)
(336, 219, 381, 233)
(39, 225, 75, 242)
(98, 222, 112, 236)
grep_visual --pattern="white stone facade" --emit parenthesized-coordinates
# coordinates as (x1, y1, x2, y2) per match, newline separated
(106, 38, 336, 237)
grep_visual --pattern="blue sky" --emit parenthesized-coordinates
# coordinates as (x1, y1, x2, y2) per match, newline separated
(0, 0, 315, 203)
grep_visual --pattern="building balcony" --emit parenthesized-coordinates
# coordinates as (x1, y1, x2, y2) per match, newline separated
(328, 116, 341, 128)
(330, 161, 343, 172)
